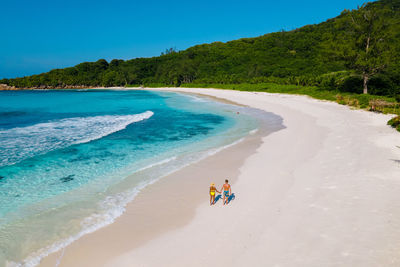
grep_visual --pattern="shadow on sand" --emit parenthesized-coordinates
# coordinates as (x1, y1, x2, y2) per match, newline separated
(227, 193, 236, 204)
(391, 159, 400, 166)
(214, 193, 236, 205)
(214, 194, 222, 204)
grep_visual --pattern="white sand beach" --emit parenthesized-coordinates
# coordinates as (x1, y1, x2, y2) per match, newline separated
(41, 88, 400, 267)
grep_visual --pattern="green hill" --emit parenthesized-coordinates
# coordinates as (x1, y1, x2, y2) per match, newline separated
(2, 0, 400, 96)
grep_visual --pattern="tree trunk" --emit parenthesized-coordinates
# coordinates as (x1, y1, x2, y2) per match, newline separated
(363, 73, 369, 94)
(363, 36, 370, 95)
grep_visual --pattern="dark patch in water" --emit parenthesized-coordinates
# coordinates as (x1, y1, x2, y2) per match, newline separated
(98, 151, 115, 158)
(61, 147, 79, 154)
(0, 111, 27, 117)
(60, 174, 75, 183)
(94, 150, 117, 160)
(0, 175, 4, 181)
(68, 155, 91, 162)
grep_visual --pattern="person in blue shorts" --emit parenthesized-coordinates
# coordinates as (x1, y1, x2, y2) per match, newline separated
(220, 179, 231, 205)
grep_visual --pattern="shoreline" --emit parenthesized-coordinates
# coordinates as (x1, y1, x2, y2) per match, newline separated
(36, 89, 279, 266)
(39, 105, 273, 266)
(38, 88, 400, 266)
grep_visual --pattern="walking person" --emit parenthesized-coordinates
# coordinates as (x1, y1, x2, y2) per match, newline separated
(209, 183, 220, 205)
(220, 179, 231, 205)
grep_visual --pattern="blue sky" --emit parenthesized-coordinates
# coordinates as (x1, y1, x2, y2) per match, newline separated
(1, 0, 370, 79)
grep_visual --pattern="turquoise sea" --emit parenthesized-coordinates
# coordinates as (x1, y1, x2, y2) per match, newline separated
(0, 89, 270, 266)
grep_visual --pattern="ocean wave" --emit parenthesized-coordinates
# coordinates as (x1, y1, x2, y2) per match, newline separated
(0, 111, 154, 167)
(12, 135, 247, 267)
(10, 156, 178, 267)
(10, 186, 144, 267)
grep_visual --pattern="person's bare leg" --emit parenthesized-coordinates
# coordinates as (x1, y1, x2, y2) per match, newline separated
(210, 195, 212, 205)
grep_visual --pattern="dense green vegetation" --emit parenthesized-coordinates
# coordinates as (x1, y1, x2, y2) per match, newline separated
(388, 116, 400, 131)
(1, 0, 399, 97)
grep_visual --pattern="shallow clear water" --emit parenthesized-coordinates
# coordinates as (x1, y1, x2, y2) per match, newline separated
(0, 89, 262, 266)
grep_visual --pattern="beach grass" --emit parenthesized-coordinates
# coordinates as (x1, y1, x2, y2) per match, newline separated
(388, 116, 400, 132)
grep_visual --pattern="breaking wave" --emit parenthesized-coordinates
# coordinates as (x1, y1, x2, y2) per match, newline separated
(0, 111, 154, 167)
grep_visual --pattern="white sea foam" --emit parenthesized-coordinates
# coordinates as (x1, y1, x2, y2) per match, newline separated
(204, 137, 245, 157)
(11, 156, 178, 267)
(249, 129, 259, 135)
(14, 136, 247, 267)
(136, 156, 177, 172)
(176, 93, 207, 103)
(0, 111, 153, 167)
(8, 186, 143, 267)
